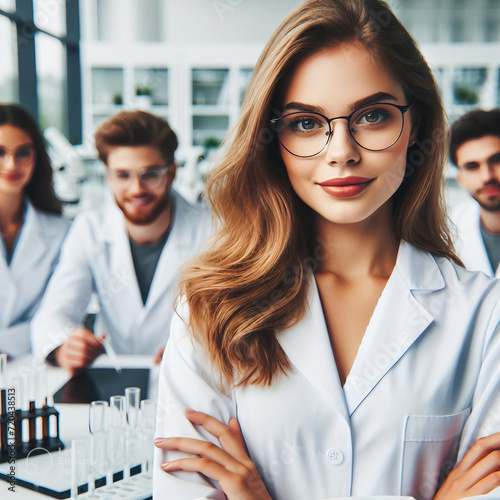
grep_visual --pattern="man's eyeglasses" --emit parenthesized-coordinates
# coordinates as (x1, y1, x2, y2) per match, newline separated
(0, 145, 35, 168)
(106, 165, 171, 189)
(269, 102, 411, 158)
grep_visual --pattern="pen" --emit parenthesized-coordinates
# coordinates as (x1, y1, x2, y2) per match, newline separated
(101, 335, 122, 374)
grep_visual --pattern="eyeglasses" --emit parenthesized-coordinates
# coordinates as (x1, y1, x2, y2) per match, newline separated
(106, 165, 171, 189)
(270, 102, 411, 158)
(0, 145, 35, 168)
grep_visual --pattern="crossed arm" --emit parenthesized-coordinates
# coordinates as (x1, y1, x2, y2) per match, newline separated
(154, 409, 500, 500)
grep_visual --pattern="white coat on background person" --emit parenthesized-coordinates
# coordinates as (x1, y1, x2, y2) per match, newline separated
(452, 199, 499, 277)
(153, 241, 500, 500)
(31, 189, 210, 361)
(0, 200, 68, 357)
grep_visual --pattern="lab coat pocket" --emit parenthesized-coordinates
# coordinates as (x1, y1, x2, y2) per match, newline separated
(400, 408, 471, 500)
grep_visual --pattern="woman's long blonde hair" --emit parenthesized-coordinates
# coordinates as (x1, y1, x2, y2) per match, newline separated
(179, 0, 461, 388)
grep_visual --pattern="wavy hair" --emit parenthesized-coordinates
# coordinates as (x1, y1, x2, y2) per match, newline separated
(179, 0, 461, 388)
(0, 104, 62, 214)
(94, 110, 178, 166)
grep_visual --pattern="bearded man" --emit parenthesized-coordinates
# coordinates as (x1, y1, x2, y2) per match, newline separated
(450, 108, 500, 278)
(32, 111, 211, 372)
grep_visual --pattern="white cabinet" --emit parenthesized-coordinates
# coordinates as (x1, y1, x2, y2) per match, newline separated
(82, 43, 261, 153)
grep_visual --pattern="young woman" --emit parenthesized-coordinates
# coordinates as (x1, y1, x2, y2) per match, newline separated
(0, 104, 69, 358)
(153, 1, 500, 498)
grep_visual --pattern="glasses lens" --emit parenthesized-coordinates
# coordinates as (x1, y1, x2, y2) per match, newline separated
(0, 146, 34, 167)
(138, 168, 163, 188)
(107, 167, 167, 188)
(349, 104, 404, 151)
(275, 112, 330, 157)
(14, 147, 35, 166)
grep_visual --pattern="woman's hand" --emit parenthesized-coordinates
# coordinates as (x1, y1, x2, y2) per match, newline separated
(434, 432, 500, 499)
(154, 408, 272, 500)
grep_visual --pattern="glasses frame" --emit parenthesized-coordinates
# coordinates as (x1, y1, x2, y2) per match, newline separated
(0, 144, 36, 168)
(270, 102, 412, 158)
(105, 165, 171, 189)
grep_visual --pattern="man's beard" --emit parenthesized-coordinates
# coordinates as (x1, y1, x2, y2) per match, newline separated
(473, 181, 500, 212)
(116, 188, 171, 225)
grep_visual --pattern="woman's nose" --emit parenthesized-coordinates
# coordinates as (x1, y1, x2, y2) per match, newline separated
(324, 120, 361, 167)
(1, 153, 17, 171)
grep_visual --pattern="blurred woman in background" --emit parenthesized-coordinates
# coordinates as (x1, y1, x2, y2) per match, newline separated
(0, 104, 69, 358)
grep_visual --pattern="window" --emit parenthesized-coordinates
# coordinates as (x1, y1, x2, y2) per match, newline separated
(0, 15, 18, 102)
(0, 0, 82, 143)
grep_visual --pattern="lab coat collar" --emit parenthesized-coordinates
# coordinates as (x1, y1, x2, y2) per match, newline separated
(99, 190, 196, 311)
(395, 240, 446, 291)
(278, 241, 443, 420)
(278, 278, 350, 422)
(99, 199, 143, 308)
(142, 190, 197, 311)
(343, 241, 440, 414)
(459, 200, 495, 276)
(9, 199, 51, 270)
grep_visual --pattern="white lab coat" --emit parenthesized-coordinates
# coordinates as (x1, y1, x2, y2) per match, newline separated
(153, 241, 500, 500)
(31, 190, 211, 360)
(451, 198, 500, 277)
(0, 200, 69, 358)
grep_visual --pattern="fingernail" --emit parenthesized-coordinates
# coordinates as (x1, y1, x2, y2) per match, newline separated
(185, 408, 197, 416)
(154, 438, 164, 445)
(161, 462, 171, 471)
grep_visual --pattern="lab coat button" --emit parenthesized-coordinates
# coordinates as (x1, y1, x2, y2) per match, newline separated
(327, 448, 343, 465)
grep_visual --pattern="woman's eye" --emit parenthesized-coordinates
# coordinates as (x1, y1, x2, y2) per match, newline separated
(357, 109, 389, 125)
(117, 171, 130, 179)
(288, 116, 322, 132)
(15, 149, 32, 160)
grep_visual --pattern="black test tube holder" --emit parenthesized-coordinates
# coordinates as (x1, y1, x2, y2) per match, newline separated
(0, 390, 64, 463)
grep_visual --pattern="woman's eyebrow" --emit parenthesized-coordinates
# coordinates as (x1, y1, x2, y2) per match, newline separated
(281, 92, 400, 116)
(281, 102, 324, 114)
(349, 92, 399, 112)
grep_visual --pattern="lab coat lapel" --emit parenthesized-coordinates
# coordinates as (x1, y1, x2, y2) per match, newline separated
(279, 280, 350, 422)
(0, 241, 14, 327)
(10, 201, 49, 272)
(460, 202, 493, 275)
(144, 194, 192, 312)
(2, 202, 49, 325)
(343, 241, 442, 415)
(99, 202, 143, 314)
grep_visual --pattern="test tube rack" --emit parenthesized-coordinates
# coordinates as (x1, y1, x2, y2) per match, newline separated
(0, 390, 64, 463)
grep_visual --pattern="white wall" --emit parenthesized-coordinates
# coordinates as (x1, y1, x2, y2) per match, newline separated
(160, 0, 305, 44)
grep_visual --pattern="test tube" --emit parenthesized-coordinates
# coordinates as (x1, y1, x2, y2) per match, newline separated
(71, 439, 89, 499)
(140, 399, 156, 473)
(109, 395, 127, 481)
(36, 364, 48, 408)
(125, 387, 141, 476)
(125, 387, 140, 431)
(89, 401, 109, 489)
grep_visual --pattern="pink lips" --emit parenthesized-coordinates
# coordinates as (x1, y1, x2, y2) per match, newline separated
(480, 185, 500, 197)
(318, 176, 374, 198)
(2, 173, 24, 183)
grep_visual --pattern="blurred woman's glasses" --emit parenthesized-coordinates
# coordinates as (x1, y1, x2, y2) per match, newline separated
(270, 102, 411, 158)
(0, 145, 35, 168)
(106, 165, 171, 189)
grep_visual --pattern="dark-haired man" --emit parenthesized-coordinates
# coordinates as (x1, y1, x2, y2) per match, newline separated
(450, 108, 500, 278)
(32, 111, 211, 373)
